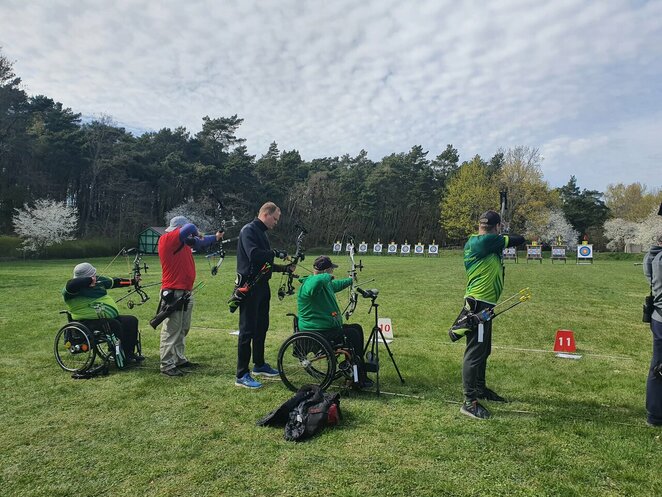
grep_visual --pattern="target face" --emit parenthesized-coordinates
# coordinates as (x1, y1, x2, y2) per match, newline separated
(373, 244, 382, 252)
(332, 243, 341, 252)
(358, 243, 368, 253)
(414, 245, 424, 253)
(388, 244, 397, 253)
(401, 245, 410, 253)
(577, 245, 593, 258)
(428, 245, 438, 254)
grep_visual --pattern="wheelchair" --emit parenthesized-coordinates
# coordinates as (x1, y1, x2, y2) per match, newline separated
(277, 313, 359, 392)
(54, 308, 132, 375)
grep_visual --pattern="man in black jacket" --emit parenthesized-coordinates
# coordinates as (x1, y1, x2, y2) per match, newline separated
(234, 202, 293, 389)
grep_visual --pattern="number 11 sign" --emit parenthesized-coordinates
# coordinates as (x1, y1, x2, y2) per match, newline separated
(553, 329, 576, 353)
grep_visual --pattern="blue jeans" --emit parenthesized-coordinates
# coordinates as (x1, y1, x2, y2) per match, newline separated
(647, 319, 662, 426)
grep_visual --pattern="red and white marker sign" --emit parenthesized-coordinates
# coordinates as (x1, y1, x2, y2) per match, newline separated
(553, 329, 576, 353)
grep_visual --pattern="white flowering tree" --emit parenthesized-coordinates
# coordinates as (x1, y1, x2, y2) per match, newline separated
(603, 207, 662, 251)
(165, 200, 217, 233)
(525, 209, 579, 248)
(634, 208, 662, 248)
(12, 199, 78, 254)
(603, 218, 639, 251)
(165, 198, 238, 234)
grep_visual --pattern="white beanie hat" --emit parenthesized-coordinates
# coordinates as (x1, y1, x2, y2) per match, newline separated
(73, 262, 96, 278)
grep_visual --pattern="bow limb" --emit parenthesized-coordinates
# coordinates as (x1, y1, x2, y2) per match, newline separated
(499, 188, 510, 234)
(343, 236, 363, 320)
(277, 225, 307, 301)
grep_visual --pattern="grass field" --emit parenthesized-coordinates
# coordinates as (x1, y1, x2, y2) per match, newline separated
(1, 252, 660, 497)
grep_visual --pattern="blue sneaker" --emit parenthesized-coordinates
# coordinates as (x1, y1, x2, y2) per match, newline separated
(252, 363, 279, 377)
(235, 373, 262, 389)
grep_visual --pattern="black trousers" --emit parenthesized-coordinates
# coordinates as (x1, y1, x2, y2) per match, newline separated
(80, 315, 139, 356)
(462, 300, 493, 402)
(237, 281, 271, 378)
(647, 318, 662, 425)
(312, 324, 367, 377)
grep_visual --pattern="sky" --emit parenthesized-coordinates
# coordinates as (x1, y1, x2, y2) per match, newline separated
(1, 0, 661, 192)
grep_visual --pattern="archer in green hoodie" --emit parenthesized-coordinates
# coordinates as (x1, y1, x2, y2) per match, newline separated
(296, 255, 372, 388)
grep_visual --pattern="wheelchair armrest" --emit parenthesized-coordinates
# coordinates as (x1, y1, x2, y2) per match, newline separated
(59, 310, 73, 322)
(286, 313, 299, 333)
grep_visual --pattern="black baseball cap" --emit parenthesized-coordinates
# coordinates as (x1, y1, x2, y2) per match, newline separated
(313, 255, 338, 270)
(479, 210, 501, 226)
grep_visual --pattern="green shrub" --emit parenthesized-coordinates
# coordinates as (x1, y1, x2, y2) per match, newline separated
(0, 236, 23, 259)
(43, 238, 132, 259)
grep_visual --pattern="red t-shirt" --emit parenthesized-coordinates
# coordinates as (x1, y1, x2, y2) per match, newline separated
(159, 229, 196, 290)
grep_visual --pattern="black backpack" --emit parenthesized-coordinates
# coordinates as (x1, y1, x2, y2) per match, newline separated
(257, 385, 341, 441)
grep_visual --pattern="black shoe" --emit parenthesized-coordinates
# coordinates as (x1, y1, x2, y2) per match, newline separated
(178, 361, 199, 369)
(161, 368, 184, 377)
(357, 377, 374, 389)
(460, 400, 490, 420)
(126, 354, 145, 363)
(477, 388, 508, 403)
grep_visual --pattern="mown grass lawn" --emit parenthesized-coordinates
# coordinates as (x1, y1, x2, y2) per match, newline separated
(1, 252, 659, 497)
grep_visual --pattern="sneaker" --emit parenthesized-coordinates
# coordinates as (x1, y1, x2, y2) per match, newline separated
(460, 400, 491, 420)
(161, 368, 184, 377)
(477, 388, 508, 403)
(235, 373, 262, 389)
(252, 363, 279, 377)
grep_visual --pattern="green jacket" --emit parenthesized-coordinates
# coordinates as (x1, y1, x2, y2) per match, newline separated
(463, 233, 509, 304)
(62, 275, 126, 320)
(297, 273, 352, 332)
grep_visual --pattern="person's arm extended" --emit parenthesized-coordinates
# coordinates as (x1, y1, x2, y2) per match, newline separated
(178, 223, 218, 251)
(64, 277, 94, 294)
(505, 234, 525, 248)
(331, 277, 352, 293)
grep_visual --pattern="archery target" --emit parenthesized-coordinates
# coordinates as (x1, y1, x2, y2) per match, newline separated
(414, 244, 424, 254)
(577, 245, 593, 258)
(387, 244, 397, 254)
(401, 244, 411, 254)
(373, 243, 383, 253)
(428, 244, 439, 254)
(332, 243, 342, 253)
(345, 243, 354, 253)
(358, 243, 368, 253)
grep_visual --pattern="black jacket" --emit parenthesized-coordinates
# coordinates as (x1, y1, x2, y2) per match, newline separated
(236, 218, 276, 279)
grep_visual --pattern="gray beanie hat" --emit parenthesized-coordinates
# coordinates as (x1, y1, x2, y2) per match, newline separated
(166, 215, 189, 232)
(73, 262, 96, 278)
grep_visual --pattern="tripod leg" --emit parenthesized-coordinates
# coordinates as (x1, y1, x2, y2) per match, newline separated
(378, 330, 404, 384)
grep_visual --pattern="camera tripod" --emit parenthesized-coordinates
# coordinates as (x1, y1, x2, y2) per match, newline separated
(356, 287, 405, 395)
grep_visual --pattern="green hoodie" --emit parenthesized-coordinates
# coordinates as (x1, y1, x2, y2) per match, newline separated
(297, 273, 352, 332)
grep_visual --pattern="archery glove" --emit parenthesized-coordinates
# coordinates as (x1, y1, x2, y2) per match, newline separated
(273, 249, 288, 260)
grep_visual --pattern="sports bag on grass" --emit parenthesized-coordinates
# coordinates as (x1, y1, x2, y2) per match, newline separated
(256, 384, 341, 441)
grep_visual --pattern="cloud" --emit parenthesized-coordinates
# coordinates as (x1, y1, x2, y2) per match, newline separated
(1, 0, 661, 190)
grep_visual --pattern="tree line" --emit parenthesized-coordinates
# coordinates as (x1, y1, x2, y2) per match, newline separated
(1, 49, 659, 250)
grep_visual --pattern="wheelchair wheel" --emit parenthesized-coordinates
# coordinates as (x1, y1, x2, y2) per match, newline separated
(277, 332, 337, 392)
(93, 331, 113, 363)
(54, 323, 96, 372)
(334, 348, 355, 382)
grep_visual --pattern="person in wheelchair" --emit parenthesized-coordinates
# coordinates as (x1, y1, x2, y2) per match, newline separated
(296, 255, 373, 388)
(62, 262, 144, 364)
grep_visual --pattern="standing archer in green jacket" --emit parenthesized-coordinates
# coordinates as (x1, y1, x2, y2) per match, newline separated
(297, 255, 372, 388)
(449, 210, 524, 420)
